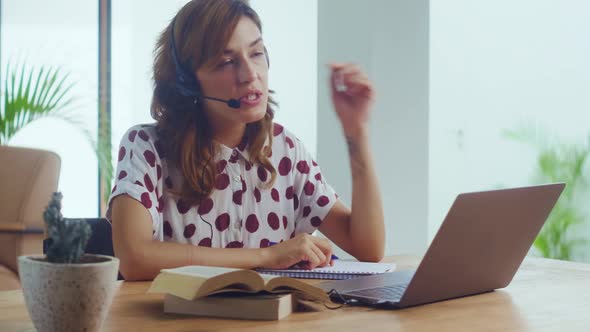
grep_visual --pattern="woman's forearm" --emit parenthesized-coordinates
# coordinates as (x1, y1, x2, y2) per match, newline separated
(120, 240, 267, 280)
(346, 129, 385, 261)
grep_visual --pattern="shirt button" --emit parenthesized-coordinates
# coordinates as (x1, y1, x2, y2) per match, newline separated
(232, 150, 238, 157)
(233, 175, 241, 182)
(234, 222, 240, 230)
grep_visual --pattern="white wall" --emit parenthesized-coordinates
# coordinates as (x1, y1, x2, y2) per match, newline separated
(429, 0, 590, 259)
(250, 0, 318, 155)
(111, 0, 187, 161)
(317, 0, 430, 257)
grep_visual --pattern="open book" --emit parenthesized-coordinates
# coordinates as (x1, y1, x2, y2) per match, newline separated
(148, 265, 330, 303)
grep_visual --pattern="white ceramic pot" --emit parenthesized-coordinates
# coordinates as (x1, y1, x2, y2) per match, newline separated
(18, 254, 120, 332)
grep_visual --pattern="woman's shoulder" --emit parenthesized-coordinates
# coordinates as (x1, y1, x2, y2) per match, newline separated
(124, 123, 159, 138)
(271, 122, 300, 150)
(120, 123, 161, 146)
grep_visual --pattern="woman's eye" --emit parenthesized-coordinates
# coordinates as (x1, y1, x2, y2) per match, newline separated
(253, 52, 264, 57)
(220, 59, 234, 67)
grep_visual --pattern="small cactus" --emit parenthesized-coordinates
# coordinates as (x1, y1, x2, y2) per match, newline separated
(43, 192, 92, 263)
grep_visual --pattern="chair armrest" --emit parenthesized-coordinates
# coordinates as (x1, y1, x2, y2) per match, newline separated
(0, 222, 44, 234)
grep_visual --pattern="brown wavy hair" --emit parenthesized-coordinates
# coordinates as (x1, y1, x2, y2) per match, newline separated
(151, 0, 277, 207)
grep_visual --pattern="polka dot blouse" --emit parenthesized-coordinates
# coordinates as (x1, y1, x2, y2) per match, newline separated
(106, 122, 338, 249)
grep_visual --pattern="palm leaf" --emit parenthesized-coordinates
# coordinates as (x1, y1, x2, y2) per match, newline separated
(1, 63, 74, 144)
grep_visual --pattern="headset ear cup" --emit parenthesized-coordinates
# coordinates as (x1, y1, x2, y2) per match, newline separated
(170, 17, 201, 98)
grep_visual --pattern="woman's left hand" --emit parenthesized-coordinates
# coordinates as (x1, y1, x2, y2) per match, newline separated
(329, 63, 375, 137)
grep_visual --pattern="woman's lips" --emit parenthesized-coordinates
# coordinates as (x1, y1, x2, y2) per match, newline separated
(238, 93, 262, 107)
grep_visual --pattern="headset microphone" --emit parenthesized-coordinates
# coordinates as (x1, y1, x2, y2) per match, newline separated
(200, 96, 241, 109)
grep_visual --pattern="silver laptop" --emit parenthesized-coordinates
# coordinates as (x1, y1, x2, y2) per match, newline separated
(319, 183, 565, 309)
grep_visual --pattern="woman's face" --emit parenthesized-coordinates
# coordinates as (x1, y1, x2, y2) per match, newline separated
(196, 17, 269, 127)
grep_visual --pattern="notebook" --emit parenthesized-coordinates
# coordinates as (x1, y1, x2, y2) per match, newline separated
(256, 260, 396, 280)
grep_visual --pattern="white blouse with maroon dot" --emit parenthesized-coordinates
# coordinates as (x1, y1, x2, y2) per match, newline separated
(106, 122, 338, 249)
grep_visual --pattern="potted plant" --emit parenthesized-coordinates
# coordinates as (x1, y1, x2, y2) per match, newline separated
(18, 192, 119, 332)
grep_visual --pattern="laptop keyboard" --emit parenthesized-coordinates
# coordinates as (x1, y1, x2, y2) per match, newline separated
(346, 283, 408, 302)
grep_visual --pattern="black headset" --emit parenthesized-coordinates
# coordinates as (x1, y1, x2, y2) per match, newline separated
(168, 16, 272, 245)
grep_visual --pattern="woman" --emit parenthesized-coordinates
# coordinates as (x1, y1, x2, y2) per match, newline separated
(108, 0, 384, 281)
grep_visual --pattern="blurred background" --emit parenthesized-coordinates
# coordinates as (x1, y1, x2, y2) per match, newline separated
(2, 0, 589, 262)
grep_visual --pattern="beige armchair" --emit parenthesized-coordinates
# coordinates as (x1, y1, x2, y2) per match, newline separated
(0, 146, 60, 291)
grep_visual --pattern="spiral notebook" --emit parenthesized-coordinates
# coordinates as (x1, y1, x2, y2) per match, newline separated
(256, 261, 396, 280)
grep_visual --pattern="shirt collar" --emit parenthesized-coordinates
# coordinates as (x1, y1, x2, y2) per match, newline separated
(215, 131, 273, 164)
(216, 134, 251, 163)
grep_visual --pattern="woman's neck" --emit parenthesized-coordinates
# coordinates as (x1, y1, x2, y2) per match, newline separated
(212, 122, 247, 148)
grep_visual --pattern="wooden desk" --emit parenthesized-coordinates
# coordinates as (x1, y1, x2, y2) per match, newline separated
(1, 256, 589, 332)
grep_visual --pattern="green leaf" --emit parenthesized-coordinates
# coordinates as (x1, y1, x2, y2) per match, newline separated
(507, 127, 589, 261)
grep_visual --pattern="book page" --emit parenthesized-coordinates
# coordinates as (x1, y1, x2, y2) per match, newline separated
(149, 266, 271, 300)
(260, 273, 279, 283)
(161, 265, 243, 278)
(265, 277, 330, 303)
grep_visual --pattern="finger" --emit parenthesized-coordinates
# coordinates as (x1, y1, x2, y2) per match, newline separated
(332, 68, 366, 89)
(344, 79, 371, 95)
(333, 65, 363, 77)
(310, 236, 333, 253)
(346, 84, 373, 99)
(328, 62, 364, 74)
(310, 243, 329, 268)
(307, 242, 327, 268)
(327, 62, 352, 70)
(304, 247, 322, 270)
(338, 76, 373, 99)
(330, 69, 348, 94)
(310, 237, 333, 266)
(339, 71, 370, 88)
(329, 64, 361, 84)
(332, 71, 372, 96)
(330, 66, 363, 85)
